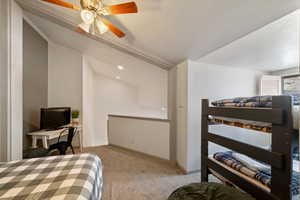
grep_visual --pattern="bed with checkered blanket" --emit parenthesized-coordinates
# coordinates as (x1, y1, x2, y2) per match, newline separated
(0, 153, 102, 200)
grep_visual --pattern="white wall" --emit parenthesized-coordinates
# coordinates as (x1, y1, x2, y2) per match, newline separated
(82, 56, 168, 147)
(47, 43, 83, 146)
(47, 42, 168, 148)
(10, 0, 23, 161)
(188, 61, 264, 172)
(176, 61, 189, 170)
(82, 58, 100, 146)
(23, 20, 48, 149)
(0, 0, 7, 161)
(168, 66, 177, 161)
(94, 73, 166, 118)
(48, 43, 82, 114)
(176, 60, 265, 172)
(209, 125, 271, 155)
(108, 116, 170, 160)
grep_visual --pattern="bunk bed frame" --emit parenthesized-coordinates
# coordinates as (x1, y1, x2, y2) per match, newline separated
(201, 96, 294, 200)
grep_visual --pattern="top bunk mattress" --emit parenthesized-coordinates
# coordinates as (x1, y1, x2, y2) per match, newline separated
(210, 105, 299, 130)
(211, 95, 299, 107)
(211, 96, 299, 130)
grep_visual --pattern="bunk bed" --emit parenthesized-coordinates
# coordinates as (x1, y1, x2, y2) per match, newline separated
(201, 96, 299, 200)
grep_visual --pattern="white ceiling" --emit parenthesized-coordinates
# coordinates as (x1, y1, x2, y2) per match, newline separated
(199, 10, 300, 72)
(18, 0, 300, 69)
(25, 11, 168, 78)
(84, 54, 167, 88)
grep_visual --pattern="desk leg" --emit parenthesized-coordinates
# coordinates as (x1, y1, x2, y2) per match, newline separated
(42, 136, 48, 149)
(32, 136, 37, 148)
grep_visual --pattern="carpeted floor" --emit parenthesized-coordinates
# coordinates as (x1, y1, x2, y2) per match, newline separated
(83, 145, 201, 200)
(80, 145, 299, 200)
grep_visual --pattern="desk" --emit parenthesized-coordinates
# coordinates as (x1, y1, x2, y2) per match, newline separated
(27, 124, 83, 151)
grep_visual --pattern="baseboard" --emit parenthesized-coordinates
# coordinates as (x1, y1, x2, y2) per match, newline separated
(176, 162, 188, 174)
(109, 144, 174, 166)
(84, 144, 195, 173)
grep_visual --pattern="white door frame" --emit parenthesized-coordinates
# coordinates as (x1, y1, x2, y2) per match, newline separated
(0, 0, 23, 162)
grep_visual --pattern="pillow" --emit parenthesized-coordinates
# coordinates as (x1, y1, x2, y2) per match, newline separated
(232, 152, 270, 172)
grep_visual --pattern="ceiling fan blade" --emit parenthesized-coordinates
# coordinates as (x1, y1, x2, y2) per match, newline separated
(75, 27, 87, 35)
(41, 0, 81, 11)
(102, 18, 125, 38)
(103, 2, 138, 15)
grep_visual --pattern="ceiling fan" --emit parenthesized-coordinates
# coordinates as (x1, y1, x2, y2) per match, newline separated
(41, 0, 138, 38)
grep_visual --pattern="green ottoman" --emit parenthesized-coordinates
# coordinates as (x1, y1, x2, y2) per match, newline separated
(168, 182, 255, 200)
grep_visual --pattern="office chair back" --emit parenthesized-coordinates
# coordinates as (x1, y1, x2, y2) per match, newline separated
(49, 127, 76, 155)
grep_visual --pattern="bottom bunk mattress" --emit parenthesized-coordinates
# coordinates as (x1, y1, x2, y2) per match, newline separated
(209, 165, 299, 200)
(209, 152, 299, 196)
(0, 153, 103, 200)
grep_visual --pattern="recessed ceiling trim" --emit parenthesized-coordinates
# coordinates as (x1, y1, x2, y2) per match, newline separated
(23, 14, 50, 42)
(16, 0, 174, 70)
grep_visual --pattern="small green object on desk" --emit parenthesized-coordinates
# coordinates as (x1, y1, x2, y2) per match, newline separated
(72, 110, 80, 119)
(168, 182, 255, 200)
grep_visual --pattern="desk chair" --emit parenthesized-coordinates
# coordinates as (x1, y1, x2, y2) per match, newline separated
(49, 127, 76, 155)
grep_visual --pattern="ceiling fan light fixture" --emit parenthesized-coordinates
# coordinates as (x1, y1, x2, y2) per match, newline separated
(96, 19, 109, 34)
(41, 0, 138, 38)
(81, 9, 95, 24)
(78, 22, 91, 33)
(99, 7, 110, 16)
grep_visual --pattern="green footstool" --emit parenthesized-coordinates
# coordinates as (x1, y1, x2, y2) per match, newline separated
(168, 182, 255, 200)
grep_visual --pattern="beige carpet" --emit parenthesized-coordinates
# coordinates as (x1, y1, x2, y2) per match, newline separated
(83, 145, 200, 200)
(80, 145, 298, 200)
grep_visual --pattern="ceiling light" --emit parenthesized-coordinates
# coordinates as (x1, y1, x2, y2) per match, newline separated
(78, 23, 91, 33)
(116, 76, 121, 80)
(81, 10, 95, 25)
(117, 65, 124, 70)
(96, 19, 109, 34)
(100, 7, 110, 16)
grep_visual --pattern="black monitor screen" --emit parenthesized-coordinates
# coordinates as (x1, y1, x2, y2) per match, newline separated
(40, 107, 71, 130)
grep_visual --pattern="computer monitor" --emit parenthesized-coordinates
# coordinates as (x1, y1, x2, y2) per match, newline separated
(40, 107, 71, 130)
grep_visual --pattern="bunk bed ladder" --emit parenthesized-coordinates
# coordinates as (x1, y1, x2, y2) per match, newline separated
(201, 99, 209, 182)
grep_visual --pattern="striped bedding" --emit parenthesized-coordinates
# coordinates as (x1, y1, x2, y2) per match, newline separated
(211, 95, 299, 107)
(210, 95, 299, 130)
(0, 154, 102, 200)
(213, 151, 299, 196)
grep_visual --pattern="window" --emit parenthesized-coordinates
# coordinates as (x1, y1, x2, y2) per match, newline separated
(282, 74, 300, 103)
(260, 75, 282, 96)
